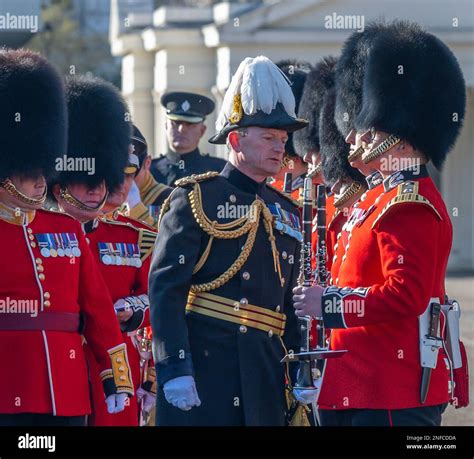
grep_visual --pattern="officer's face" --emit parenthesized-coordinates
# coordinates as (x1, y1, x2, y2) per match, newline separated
(0, 173, 46, 210)
(53, 181, 107, 222)
(166, 119, 206, 153)
(237, 127, 288, 176)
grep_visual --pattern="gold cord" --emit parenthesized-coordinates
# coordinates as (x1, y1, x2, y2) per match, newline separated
(188, 182, 285, 292)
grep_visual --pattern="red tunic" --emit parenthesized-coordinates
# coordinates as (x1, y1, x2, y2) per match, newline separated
(84, 217, 156, 426)
(0, 208, 131, 416)
(319, 170, 452, 410)
(329, 184, 383, 284)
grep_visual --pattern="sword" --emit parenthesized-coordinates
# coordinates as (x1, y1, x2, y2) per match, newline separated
(420, 301, 442, 404)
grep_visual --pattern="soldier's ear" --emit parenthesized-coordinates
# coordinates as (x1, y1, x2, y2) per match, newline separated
(228, 131, 241, 152)
(199, 123, 206, 137)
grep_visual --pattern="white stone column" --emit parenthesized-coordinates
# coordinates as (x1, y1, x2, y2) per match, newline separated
(121, 51, 155, 154)
(443, 87, 474, 271)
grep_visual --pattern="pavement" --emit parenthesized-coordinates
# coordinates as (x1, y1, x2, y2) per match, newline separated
(441, 275, 473, 426)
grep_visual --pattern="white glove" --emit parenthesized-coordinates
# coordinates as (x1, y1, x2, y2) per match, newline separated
(127, 180, 141, 208)
(163, 376, 201, 411)
(106, 393, 128, 414)
(292, 372, 323, 405)
(137, 387, 155, 415)
(113, 298, 131, 313)
(293, 387, 319, 405)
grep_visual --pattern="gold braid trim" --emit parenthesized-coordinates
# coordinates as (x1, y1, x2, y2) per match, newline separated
(188, 181, 284, 293)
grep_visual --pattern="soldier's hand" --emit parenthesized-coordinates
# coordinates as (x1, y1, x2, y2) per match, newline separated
(114, 299, 133, 322)
(106, 393, 128, 414)
(293, 285, 324, 318)
(163, 376, 201, 411)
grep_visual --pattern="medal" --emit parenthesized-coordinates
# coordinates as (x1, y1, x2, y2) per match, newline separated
(50, 248, 58, 257)
(102, 254, 112, 265)
(41, 247, 51, 258)
(135, 258, 142, 268)
(115, 256, 123, 266)
(65, 247, 72, 257)
(72, 247, 81, 257)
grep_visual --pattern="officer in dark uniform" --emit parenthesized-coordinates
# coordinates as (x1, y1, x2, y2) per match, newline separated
(149, 56, 318, 426)
(150, 91, 226, 185)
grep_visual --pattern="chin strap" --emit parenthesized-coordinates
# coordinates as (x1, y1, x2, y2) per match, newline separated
(333, 182, 365, 209)
(59, 186, 108, 212)
(362, 134, 401, 164)
(307, 161, 322, 178)
(347, 145, 365, 163)
(0, 178, 47, 206)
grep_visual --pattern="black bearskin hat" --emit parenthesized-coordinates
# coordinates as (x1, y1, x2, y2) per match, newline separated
(334, 21, 386, 138)
(321, 88, 365, 187)
(355, 21, 466, 169)
(293, 56, 338, 158)
(131, 124, 148, 168)
(276, 59, 312, 157)
(55, 75, 131, 192)
(0, 49, 67, 182)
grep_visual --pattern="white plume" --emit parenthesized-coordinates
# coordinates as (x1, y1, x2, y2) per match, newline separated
(215, 56, 296, 131)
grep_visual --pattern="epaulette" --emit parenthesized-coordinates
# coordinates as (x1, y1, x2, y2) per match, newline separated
(101, 217, 157, 261)
(138, 228, 157, 262)
(119, 213, 156, 232)
(100, 217, 140, 233)
(265, 184, 301, 208)
(174, 171, 220, 187)
(372, 180, 442, 228)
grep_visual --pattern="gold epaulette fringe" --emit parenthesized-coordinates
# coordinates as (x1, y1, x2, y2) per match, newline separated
(174, 171, 220, 187)
(372, 181, 442, 228)
(138, 228, 158, 262)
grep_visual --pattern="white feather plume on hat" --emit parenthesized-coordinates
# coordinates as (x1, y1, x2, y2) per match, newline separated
(216, 56, 296, 131)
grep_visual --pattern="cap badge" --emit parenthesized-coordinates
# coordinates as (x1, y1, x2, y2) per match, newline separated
(181, 100, 191, 112)
(229, 93, 243, 124)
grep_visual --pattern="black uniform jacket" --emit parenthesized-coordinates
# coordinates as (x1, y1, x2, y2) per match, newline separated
(150, 148, 226, 186)
(149, 162, 301, 426)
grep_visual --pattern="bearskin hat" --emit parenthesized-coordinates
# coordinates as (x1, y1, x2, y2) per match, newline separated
(334, 21, 386, 138)
(131, 124, 148, 168)
(276, 59, 312, 157)
(321, 88, 365, 187)
(293, 56, 338, 158)
(55, 75, 131, 192)
(355, 20, 466, 169)
(0, 49, 67, 182)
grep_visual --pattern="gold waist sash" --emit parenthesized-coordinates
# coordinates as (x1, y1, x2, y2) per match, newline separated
(186, 292, 286, 337)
